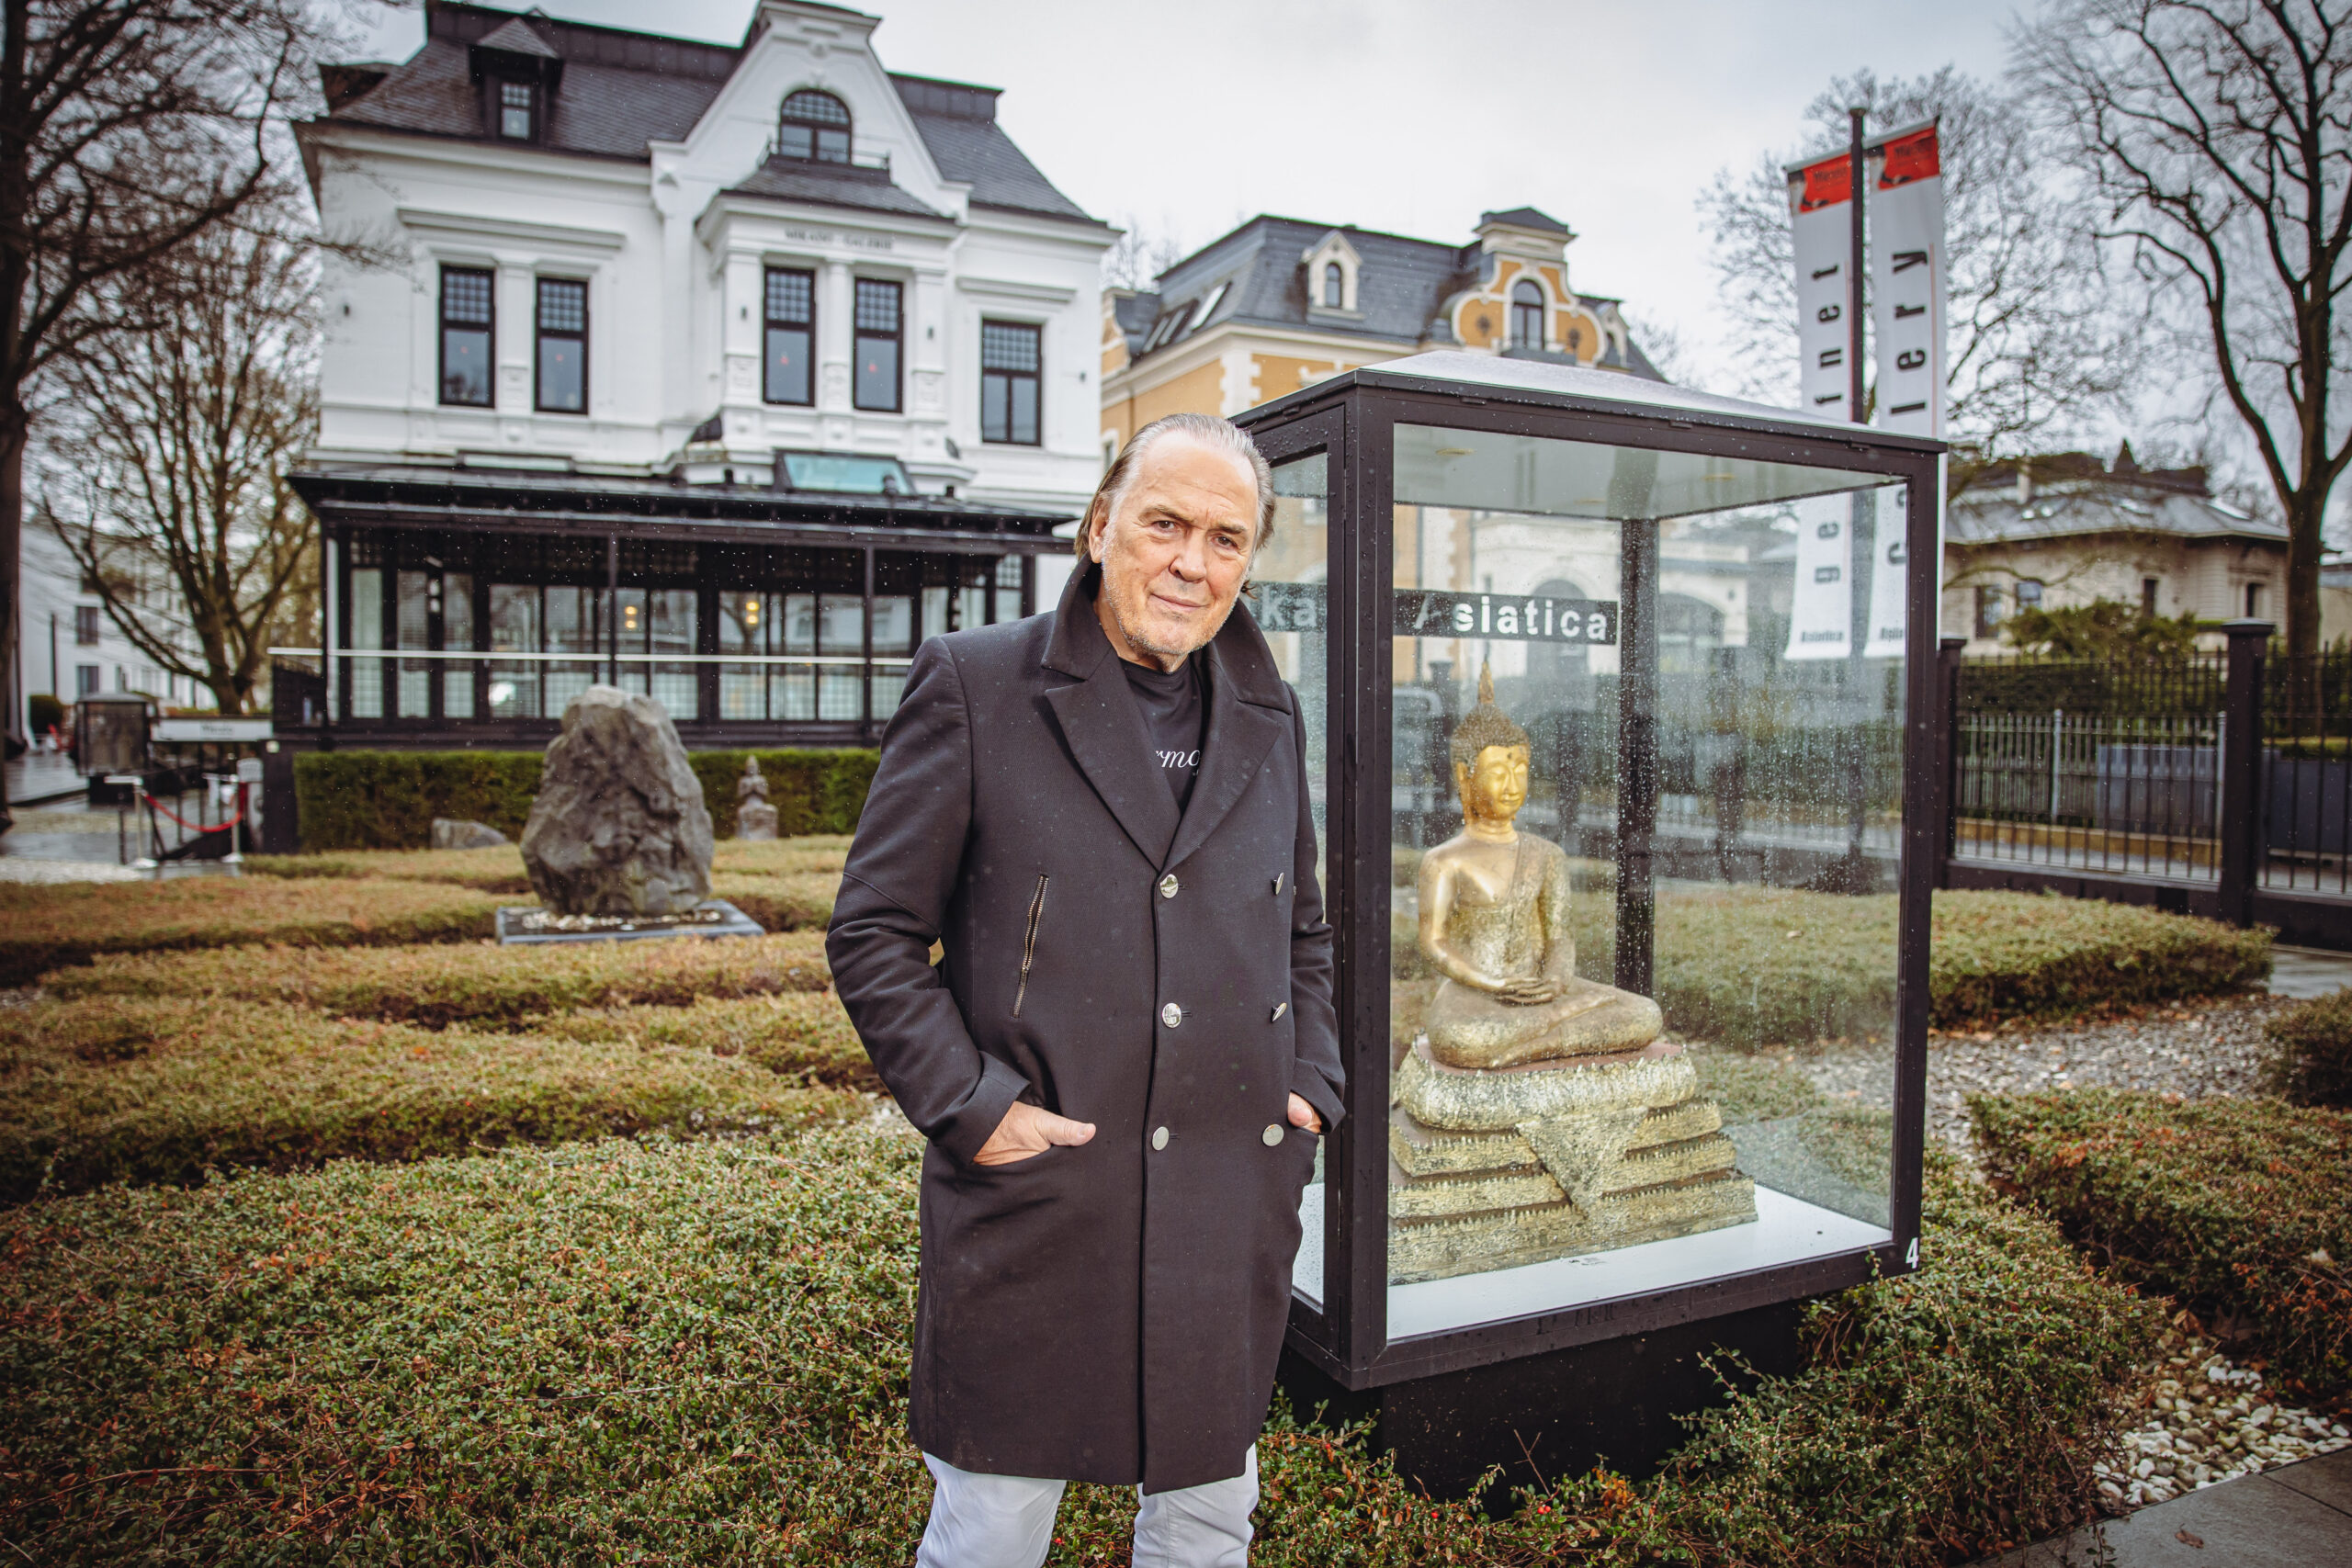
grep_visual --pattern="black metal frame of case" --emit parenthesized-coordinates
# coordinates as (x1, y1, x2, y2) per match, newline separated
(1238, 367, 1943, 1391)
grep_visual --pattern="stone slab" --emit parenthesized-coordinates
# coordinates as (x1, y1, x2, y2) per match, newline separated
(495, 899, 763, 946)
(1974, 1450, 2352, 1566)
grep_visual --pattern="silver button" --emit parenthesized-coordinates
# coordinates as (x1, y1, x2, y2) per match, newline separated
(1152, 1125, 1170, 1151)
(1272, 873, 1284, 895)
(1262, 1123, 1284, 1146)
(1271, 1001, 1287, 1021)
(1160, 1002, 1182, 1029)
(1158, 874, 1180, 899)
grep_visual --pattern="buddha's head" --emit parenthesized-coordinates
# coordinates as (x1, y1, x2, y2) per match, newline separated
(1449, 662, 1531, 825)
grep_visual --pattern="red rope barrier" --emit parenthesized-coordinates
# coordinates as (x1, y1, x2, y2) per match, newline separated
(142, 792, 247, 834)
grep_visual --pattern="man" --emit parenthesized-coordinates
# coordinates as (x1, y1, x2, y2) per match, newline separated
(827, 412, 1343, 1568)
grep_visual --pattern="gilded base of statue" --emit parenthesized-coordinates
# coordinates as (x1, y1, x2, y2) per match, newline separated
(1387, 1037, 1757, 1284)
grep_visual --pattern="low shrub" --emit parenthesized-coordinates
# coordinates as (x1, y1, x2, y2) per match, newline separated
(0, 997, 852, 1201)
(1973, 1089, 2352, 1396)
(2261, 988, 2352, 1107)
(51, 931, 832, 1029)
(1930, 895, 2270, 1027)
(0, 876, 509, 987)
(0, 1129, 2160, 1566)
(526, 992, 873, 1089)
(292, 750, 877, 849)
(1690, 1046, 1826, 1123)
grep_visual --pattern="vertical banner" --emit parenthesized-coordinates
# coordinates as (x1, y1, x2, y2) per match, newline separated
(1784, 492, 1852, 660)
(1868, 120, 1945, 440)
(1863, 496, 1908, 658)
(1786, 152, 1854, 419)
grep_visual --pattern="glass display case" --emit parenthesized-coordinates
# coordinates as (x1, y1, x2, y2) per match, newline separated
(1238, 352, 1939, 1389)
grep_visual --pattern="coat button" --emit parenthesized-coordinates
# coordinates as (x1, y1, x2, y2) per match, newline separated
(1160, 1002, 1182, 1028)
(1273, 873, 1284, 895)
(1152, 1125, 1170, 1151)
(1271, 1001, 1287, 1021)
(1158, 873, 1180, 899)
(1262, 1123, 1284, 1146)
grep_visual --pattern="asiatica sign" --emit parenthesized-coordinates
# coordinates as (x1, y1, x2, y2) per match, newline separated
(1252, 582, 1620, 646)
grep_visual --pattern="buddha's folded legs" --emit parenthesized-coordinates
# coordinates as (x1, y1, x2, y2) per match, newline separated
(1423, 977, 1664, 1070)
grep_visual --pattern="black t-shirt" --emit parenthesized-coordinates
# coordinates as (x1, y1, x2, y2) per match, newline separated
(1123, 653, 1206, 810)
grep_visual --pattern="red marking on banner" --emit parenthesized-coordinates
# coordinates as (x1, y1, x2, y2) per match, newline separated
(1795, 154, 1851, 212)
(1876, 125, 1940, 188)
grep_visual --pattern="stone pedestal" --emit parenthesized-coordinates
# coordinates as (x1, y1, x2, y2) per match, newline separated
(1387, 1037, 1755, 1283)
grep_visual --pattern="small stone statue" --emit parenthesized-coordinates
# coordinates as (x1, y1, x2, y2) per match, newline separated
(520, 685, 713, 917)
(735, 755, 778, 841)
(1417, 665, 1662, 1067)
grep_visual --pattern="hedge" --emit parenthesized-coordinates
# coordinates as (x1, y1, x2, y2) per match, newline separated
(2262, 988, 2352, 1107)
(526, 992, 873, 1089)
(53, 931, 833, 1030)
(1973, 1089, 2352, 1396)
(248, 835, 853, 894)
(0, 996, 853, 1201)
(0, 1124, 2159, 1565)
(0, 876, 510, 987)
(292, 749, 877, 850)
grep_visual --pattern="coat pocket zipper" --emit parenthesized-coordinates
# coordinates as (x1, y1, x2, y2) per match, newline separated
(1012, 874, 1047, 1017)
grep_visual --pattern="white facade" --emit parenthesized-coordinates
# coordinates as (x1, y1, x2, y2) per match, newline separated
(13, 525, 199, 737)
(301, 1, 1112, 514)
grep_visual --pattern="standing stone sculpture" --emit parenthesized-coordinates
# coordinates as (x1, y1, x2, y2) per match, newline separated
(520, 685, 714, 916)
(735, 755, 779, 840)
(1387, 665, 1754, 1283)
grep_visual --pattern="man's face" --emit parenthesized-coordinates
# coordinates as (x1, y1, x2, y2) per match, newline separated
(1088, 435, 1258, 668)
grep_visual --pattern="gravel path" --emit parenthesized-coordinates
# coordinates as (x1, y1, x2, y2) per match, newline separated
(2100, 1328, 2349, 1510)
(1791, 992, 2293, 1155)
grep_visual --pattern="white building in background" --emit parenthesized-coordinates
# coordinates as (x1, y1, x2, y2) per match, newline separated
(289, 0, 1113, 748)
(12, 525, 203, 741)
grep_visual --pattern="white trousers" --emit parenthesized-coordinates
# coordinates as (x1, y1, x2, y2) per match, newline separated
(913, 1447, 1257, 1568)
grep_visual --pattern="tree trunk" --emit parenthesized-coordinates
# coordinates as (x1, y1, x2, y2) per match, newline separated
(0, 403, 21, 835)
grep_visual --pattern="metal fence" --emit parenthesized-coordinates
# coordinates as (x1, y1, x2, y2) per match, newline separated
(1951, 653, 2225, 881)
(2261, 650, 2352, 894)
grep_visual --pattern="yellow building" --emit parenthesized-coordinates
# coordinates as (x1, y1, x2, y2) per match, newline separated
(1100, 209, 1663, 455)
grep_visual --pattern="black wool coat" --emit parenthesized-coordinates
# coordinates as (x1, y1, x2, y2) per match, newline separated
(826, 561, 1344, 1494)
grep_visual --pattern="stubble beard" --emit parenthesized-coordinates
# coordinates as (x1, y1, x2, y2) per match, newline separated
(1110, 589, 1212, 667)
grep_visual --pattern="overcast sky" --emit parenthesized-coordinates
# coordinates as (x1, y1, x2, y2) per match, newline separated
(347, 1, 2034, 390)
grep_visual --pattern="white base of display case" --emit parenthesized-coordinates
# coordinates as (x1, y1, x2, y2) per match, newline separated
(1291, 1183, 1889, 1340)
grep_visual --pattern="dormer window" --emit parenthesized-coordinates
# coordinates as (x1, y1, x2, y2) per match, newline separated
(1510, 279, 1545, 349)
(1323, 262, 1343, 309)
(1301, 231, 1360, 313)
(779, 90, 852, 164)
(497, 79, 535, 140)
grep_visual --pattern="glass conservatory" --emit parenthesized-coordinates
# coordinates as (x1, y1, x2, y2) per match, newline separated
(1234, 352, 1940, 1392)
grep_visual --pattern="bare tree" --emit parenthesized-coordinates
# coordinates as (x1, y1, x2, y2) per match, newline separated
(1101, 213, 1193, 292)
(1699, 68, 2142, 490)
(38, 220, 318, 716)
(2017, 0, 2352, 668)
(0, 0, 333, 828)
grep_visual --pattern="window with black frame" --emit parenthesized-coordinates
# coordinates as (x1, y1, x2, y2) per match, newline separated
(764, 268, 815, 405)
(980, 321, 1040, 445)
(777, 90, 852, 164)
(536, 277, 587, 414)
(496, 79, 534, 141)
(854, 279, 901, 412)
(1510, 279, 1545, 349)
(439, 266, 493, 407)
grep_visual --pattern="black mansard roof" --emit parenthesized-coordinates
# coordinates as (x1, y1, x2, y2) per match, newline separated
(318, 2, 1100, 226)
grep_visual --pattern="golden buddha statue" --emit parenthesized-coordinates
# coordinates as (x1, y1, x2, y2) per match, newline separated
(1416, 667, 1662, 1068)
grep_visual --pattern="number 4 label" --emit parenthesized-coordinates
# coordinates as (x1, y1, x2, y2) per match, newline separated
(1905, 1237, 1920, 1269)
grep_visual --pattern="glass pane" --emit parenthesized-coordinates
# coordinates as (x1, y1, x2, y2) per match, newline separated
(489, 583, 541, 720)
(784, 593, 817, 654)
(397, 570, 431, 718)
(981, 373, 1008, 443)
(547, 586, 602, 715)
(348, 567, 383, 718)
(648, 588, 697, 721)
(441, 326, 491, 406)
(444, 573, 475, 719)
(818, 594, 864, 656)
(1376, 423, 1903, 1342)
(538, 333, 584, 413)
(1011, 378, 1038, 445)
(854, 335, 899, 412)
(765, 325, 811, 404)
(1252, 448, 1331, 1312)
(872, 595, 912, 654)
(819, 667, 862, 720)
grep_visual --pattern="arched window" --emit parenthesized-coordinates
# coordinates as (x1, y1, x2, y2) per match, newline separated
(1510, 279, 1545, 349)
(778, 90, 851, 164)
(1323, 261, 1344, 309)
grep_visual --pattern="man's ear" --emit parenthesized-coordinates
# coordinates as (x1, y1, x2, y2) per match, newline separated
(1085, 502, 1108, 563)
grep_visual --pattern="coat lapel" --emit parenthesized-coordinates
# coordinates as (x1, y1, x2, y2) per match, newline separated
(1165, 602, 1292, 870)
(1041, 564, 1182, 868)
